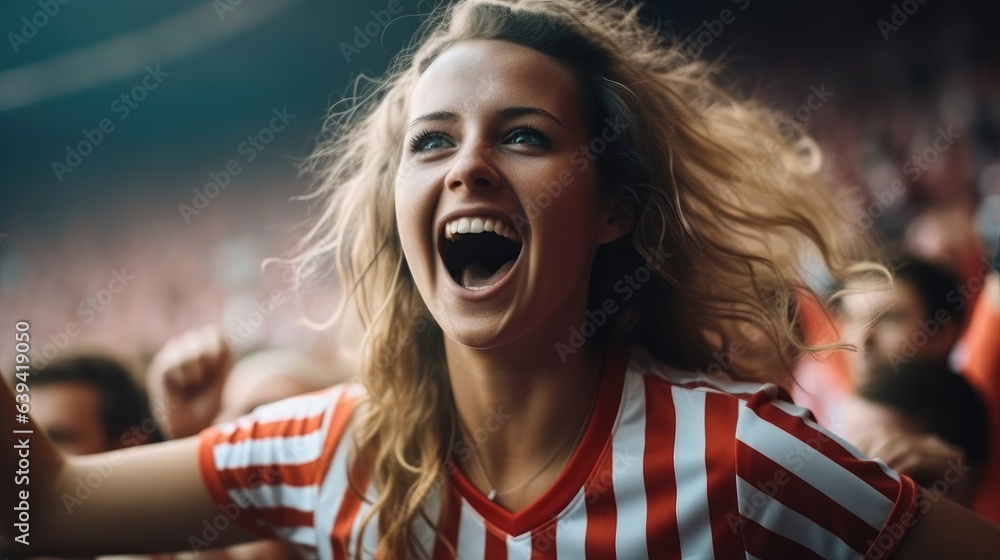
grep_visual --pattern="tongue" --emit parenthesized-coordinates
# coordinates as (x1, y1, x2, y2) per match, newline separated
(460, 259, 515, 290)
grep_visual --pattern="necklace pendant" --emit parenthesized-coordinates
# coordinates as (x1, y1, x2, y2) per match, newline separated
(487, 488, 498, 501)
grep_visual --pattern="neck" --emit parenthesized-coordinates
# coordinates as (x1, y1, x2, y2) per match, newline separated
(445, 334, 605, 508)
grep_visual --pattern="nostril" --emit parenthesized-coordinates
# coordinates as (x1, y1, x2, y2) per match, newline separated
(445, 151, 500, 190)
(449, 174, 497, 191)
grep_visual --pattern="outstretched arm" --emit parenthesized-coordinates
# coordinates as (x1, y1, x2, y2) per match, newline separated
(893, 488, 1000, 559)
(1, 371, 257, 556)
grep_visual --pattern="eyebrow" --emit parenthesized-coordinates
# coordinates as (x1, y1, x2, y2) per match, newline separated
(498, 106, 563, 126)
(405, 106, 563, 131)
(406, 110, 457, 131)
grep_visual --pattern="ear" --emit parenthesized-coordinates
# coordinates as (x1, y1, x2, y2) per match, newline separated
(594, 193, 635, 245)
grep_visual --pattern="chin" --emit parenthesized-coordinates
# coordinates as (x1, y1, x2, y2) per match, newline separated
(438, 313, 521, 351)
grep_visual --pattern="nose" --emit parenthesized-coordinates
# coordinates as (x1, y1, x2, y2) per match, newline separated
(841, 319, 870, 354)
(444, 142, 500, 192)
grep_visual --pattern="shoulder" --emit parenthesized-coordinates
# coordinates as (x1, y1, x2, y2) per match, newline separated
(196, 383, 367, 539)
(627, 344, 790, 405)
(206, 382, 366, 450)
(627, 344, 899, 480)
(205, 381, 366, 457)
(232, 383, 365, 427)
(627, 345, 918, 559)
(626, 344, 845, 478)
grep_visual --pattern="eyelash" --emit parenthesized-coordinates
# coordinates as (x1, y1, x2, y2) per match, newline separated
(407, 129, 444, 153)
(507, 124, 551, 148)
(407, 124, 552, 153)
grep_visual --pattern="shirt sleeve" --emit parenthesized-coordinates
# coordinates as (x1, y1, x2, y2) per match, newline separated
(197, 385, 359, 540)
(959, 281, 1000, 400)
(734, 388, 919, 560)
(958, 293, 1000, 524)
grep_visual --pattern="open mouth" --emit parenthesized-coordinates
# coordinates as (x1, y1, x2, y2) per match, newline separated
(440, 216, 523, 291)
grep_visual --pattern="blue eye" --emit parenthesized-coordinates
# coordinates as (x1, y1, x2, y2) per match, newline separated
(407, 125, 552, 153)
(505, 125, 551, 148)
(409, 131, 454, 152)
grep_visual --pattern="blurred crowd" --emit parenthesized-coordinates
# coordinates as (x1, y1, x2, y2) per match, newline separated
(0, 189, 347, 375)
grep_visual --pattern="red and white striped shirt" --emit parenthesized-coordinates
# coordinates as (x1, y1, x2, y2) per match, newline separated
(198, 344, 918, 559)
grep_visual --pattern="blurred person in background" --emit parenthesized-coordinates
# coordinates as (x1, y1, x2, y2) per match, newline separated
(796, 253, 1000, 524)
(845, 359, 990, 507)
(838, 258, 968, 387)
(841, 255, 1000, 525)
(794, 257, 968, 432)
(905, 205, 991, 307)
(142, 325, 337, 560)
(3, 355, 163, 560)
(28, 354, 162, 455)
(906, 204, 1000, 524)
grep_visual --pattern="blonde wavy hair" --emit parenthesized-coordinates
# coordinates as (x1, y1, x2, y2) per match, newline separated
(289, 0, 882, 557)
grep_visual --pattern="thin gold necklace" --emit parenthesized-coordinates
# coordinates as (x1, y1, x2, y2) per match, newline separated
(453, 366, 602, 503)
(459, 406, 592, 502)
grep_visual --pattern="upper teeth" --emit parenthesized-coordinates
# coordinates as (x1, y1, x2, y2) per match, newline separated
(444, 216, 521, 242)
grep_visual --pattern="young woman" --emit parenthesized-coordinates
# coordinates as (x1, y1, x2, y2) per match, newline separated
(4, 0, 999, 558)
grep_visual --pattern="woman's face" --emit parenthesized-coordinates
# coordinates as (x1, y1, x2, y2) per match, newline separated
(395, 39, 627, 349)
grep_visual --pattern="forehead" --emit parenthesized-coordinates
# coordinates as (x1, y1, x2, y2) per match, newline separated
(408, 39, 583, 122)
(840, 278, 922, 319)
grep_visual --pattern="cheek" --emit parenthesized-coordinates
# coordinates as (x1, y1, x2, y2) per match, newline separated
(394, 173, 437, 272)
(395, 192, 421, 265)
(874, 325, 904, 352)
(532, 174, 601, 245)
